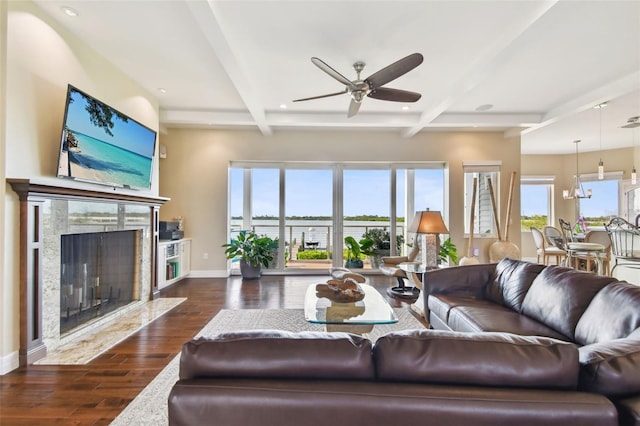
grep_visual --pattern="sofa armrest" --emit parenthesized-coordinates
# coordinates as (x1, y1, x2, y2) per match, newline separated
(425, 263, 496, 297)
(179, 330, 375, 381)
(579, 337, 640, 397)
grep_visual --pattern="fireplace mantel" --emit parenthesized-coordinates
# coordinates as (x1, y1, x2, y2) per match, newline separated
(7, 178, 170, 204)
(8, 178, 169, 366)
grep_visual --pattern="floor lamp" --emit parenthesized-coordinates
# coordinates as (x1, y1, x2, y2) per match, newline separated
(409, 210, 449, 267)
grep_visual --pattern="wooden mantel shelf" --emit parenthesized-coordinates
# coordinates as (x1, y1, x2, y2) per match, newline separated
(7, 178, 170, 205)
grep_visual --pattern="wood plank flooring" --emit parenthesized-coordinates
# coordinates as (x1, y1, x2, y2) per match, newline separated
(0, 274, 422, 425)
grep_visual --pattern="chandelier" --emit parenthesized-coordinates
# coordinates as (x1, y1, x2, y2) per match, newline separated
(563, 140, 592, 200)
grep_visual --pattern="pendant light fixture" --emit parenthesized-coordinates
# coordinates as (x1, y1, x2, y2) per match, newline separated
(563, 140, 592, 199)
(595, 102, 607, 180)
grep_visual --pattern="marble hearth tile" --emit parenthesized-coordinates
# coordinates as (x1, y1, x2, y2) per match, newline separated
(34, 297, 187, 365)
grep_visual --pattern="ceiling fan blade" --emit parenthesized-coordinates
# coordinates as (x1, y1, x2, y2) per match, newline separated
(368, 87, 421, 103)
(347, 99, 361, 118)
(365, 53, 424, 88)
(311, 57, 357, 90)
(292, 90, 347, 102)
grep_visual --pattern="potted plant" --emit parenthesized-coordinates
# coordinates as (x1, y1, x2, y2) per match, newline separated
(222, 230, 275, 279)
(362, 228, 405, 269)
(344, 236, 374, 269)
(438, 237, 458, 265)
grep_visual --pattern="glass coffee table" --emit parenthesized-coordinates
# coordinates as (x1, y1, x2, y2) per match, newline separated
(304, 283, 398, 335)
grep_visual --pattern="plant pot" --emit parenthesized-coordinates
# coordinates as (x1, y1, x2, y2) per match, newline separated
(240, 259, 262, 279)
(345, 259, 363, 269)
(370, 249, 391, 269)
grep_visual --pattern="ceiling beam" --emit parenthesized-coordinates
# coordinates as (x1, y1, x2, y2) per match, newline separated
(185, 0, 272, 136)
(402, 0, 559, 138)
(521, 71, 640, 135)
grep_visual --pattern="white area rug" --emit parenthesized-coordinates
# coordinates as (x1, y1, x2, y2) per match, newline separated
(35, 298, 187, 365)
(110, 308, 424, 426)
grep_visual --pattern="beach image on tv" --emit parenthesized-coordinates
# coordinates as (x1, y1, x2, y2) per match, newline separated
(57, 87, 156, 189)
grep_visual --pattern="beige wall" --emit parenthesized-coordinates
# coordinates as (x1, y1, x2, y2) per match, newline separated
(159, 128, 522, 275)
(0, 0, 8, 374)
(1, 1, 159, 372)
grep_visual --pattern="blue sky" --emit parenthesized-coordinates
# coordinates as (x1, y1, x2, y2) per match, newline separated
(235, 167, 617, 220)
(65, 88, 156, 158)
(230, 168, 444, 218)
(521, 180, 619, 218)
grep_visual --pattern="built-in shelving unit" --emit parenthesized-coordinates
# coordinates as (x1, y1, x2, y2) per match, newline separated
(158, 238, 191, 289)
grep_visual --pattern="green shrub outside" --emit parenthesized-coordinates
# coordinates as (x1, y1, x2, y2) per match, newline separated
(297, 250, 329, 260)
(521, 215, 548, 231)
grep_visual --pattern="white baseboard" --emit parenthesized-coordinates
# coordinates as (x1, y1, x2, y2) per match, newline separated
(1, 351, 19, 375)
(188, 269, 229, 278)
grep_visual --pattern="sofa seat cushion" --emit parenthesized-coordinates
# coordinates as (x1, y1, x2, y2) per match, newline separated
(447, 304, 569, 341)
(168, 378, 617, 426)
(521, 266, 616, 340)
(427, 294, 494, 324)
(484, 258, 546, 312)
(374, 329, 578, 389)
(578, 337, 640, 397)
(575, 281, 640, 345)
(179, 330, 374, 381)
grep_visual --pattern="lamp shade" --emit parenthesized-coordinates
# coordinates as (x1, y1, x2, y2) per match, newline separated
(408, 210, 449, 234)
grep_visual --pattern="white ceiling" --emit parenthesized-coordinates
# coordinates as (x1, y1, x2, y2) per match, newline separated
(32, 0, 640, 155)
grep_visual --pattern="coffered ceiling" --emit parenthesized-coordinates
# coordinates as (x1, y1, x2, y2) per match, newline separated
(31, 0, 640, 155)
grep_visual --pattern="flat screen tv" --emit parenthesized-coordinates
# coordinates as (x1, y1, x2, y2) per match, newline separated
(56, 85, 157, 190)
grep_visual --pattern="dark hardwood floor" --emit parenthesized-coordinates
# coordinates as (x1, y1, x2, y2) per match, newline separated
(0, 274, 421, 425)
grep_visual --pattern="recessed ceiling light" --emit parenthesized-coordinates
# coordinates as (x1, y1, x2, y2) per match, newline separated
(61, 6, 78, 17)
(402, 106, 409, 111)
(475, 104, 493, 112)
(280, 104, 287, 109)
(158, 88, 167, 94)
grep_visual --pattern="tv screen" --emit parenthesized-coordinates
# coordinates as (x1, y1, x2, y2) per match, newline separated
(57, 85, 157, 190)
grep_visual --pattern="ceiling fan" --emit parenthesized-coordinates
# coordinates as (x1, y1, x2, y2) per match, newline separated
(292, 53, 424, 118)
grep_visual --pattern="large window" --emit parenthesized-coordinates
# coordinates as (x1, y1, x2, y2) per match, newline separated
(578, 173, 622, 226)
(228, 162, 445, 272)
(520, 177, 554, 231)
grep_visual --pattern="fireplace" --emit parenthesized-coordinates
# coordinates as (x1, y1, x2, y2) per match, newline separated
(8, 179, 167, 366)
(60, 230, 140, 335)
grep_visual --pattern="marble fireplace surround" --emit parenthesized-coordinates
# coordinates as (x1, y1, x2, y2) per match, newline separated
(8, 178, 168, 366)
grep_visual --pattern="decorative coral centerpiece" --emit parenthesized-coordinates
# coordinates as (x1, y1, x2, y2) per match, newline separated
(316, 277, 365, 303)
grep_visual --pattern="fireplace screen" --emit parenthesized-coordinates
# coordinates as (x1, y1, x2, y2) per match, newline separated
(60, 229, 139, 334)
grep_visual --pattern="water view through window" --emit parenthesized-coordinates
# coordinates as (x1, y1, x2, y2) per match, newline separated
(229, 164, 445, 271)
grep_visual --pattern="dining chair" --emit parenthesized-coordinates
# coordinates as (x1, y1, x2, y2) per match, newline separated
(530, 227, 566, 265)
(558, 218, 606, 274)
(543, 226, 563, 248)
(583, 230, 612, 276)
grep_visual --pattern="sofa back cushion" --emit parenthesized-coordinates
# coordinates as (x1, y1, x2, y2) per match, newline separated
(579, 337, 640, 397)
(521, 266, 615, 340)
(484, 258, 546, 312)
(179, 330, 374, 380)
(575, 281, 640, 345)
(374, 329, 579, 390)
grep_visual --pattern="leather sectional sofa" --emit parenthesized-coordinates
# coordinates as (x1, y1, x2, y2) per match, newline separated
(169, 329, 617, 425)
(424, 258, 640, 425)
(168, 258, 640, 425)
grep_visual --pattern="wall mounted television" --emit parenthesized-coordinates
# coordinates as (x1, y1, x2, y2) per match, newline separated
(56, 84, 157, 190)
